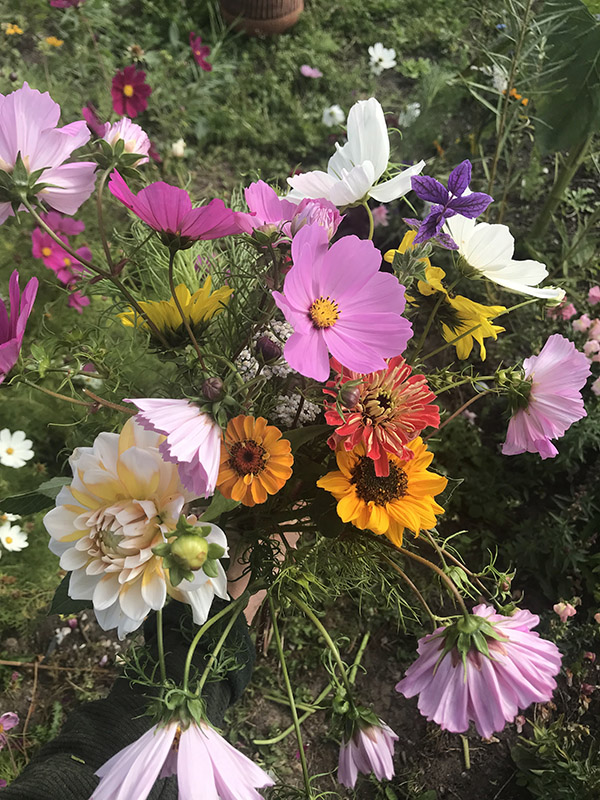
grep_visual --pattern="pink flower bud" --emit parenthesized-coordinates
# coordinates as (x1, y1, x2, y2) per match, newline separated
(553, 602, 576, 622)
(588, 286, 600, 305)
(572, 314, 592, 333)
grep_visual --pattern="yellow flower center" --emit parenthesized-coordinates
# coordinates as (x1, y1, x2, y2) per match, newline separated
(63, 257, 72, 267)
(5, 537, 13, 544)
(42, 246, 52, 257)
(351, 455, 408, 505)
(123, 84, 135, 97)
(229, 439, 268, 476)
(309, 296, 339, 329)
(6, 447, 14, 455)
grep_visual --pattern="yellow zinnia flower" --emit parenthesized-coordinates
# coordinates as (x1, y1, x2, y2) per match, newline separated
(118, 276, 232, 345)
(45, 36, 64, 47)
(385, 231, 505, 360)
(4, 23, 23, 35)
(317, 438, 447, 548)
(217, 415, 294, 507)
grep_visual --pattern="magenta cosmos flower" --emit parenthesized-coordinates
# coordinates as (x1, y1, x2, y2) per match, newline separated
(68, 289, 90, 313)
(190, 32, 212, 71)
(0, 712, 19, 749)
(92, 720, 274, 800)
(111, 65, 152, 118)
(502, 334, 590, 459)
(300, 64, 323, 78)
(109, 171, 248, 248)
(396, 604, 562, 739)
(39, 209, 85, 236)
(0, 83, 96, 225)
(127, 398, 222, 499)
(50, 0, 86, 7)
(272, 224, 412, 382)
(338, 720, 397, 789)
(31, 228, 91, 285)
(1, 271, 38, 384)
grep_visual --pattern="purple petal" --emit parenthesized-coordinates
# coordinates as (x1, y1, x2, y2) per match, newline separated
(411, 175, 449, 205)
(449, 192, 493, 218)
(447, 160, 472, 197)
(412, 212, 444, 244)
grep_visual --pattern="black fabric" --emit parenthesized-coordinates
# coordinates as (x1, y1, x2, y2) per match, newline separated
(3, 600, 254, 800)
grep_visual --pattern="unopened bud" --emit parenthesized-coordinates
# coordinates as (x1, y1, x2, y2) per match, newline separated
(256, 335, 282, 362)
(339, 384, 361, 409)
(171, 534, 209, 570)
(9, 72, 18, 82)
(202, 376, 224, 401)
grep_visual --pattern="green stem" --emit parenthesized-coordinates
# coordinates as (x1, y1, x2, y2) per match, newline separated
(396, 545, 470, 617)
(96, 168, 114, 270)
(196, 601, 246, 697)
(269, 596, 313, 798)
(381, 554, 437, 630)
(435, 375, 496, 395)
(167, 249, 206, 369)
(363, 201, 374, 240)
(349, 632, 370, 685)
(410, 278, 460, 364)
(254, 683, 333, 746)
(20, 379, 90, 408)
(425, 390, 492, 440)
(156, 608, 167, 685)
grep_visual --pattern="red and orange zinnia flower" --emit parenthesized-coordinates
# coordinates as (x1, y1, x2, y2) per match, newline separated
(217, 415, 293, 507)
(323, 357, 440, 477)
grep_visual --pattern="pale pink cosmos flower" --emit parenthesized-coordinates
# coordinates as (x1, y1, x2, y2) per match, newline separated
(592, 377, 600, 396)
(102, 118, 150, 166)
(91, 720, 274, 800)
(338, 720, 398, 789)
(272, 224, 412, 381)
(560, 303, 577, 320)
(0, 712, 19, 749)
(553, 602, 577, 622)
(502, 334, 590, 459)
(396, 604, 562, 739)
(0, 83, 96, 225)
(300, 64, 323, 78)
(588, 286, 600, 305)
(572, 314, 591, 333)
(372, 205, 389, 227)
(0, 270, 38, 384)
(127, 398, 222, 499)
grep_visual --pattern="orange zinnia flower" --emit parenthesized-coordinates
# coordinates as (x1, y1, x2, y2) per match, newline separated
(217, 415, 293, 507)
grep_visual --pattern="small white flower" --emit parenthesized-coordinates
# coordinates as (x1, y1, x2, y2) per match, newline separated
(369, 43, 397, 76)
(0, 512, 20, 523)
(171, 138, 186, 158)
(397, 102, 421, 128)
(0, 523, 28, 552)
(322, 104, 346, 127)
(0, 430, 34, 468)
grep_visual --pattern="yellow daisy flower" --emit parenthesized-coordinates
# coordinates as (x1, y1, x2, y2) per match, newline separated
(317, 438, 447, 548)
(118, 276, 232, 345)
(4, 23, 23, 35)
(217, 415, 294, 507)
(45, 36, 64, 47)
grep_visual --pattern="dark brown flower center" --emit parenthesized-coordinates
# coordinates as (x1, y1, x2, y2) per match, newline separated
(229, 439, 267, 476)
(351, 455, 407, 505)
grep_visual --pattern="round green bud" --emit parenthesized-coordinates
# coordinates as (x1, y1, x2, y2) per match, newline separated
(171, 534, 209, 570)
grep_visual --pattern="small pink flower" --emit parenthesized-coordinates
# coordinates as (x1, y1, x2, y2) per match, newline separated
(580, 683, 595, 696)
(396, 605, 562, 739)
(31, 227, 70, 269)
(588, 286, 600, 305)
(40, 210, 85, 236)
(0, 779, 6, 789)
(572, 314, 591, 333)
(0, 271, 38, 384)
(589, 319, 600, 340)
(103, 118, 150, 165)
(272, 224, 413, 381)
(515, 715, 526, 734)
(111, 65, 152, 118)
(0, 712, 19, 749)
(92, 720, 274, 800)
(372, 205, 389, 227)
(68, 290, 90, 313)
(592, 377, 600, 396)
(584, 340, 600, 358)
(502, 334, 590, 459)
(338, 720, 397, 789)
(560, 303, 577, 320)
(595, 612, 600, 624)
(127, 398, 222, 498)
(553, 602, 576, 623)
(82, 103, 108, 138)
(50, 0, 86, 7)
(300, 64, 323, 78)
(583, 652, 596, 663)
(189, 32, 212, 71)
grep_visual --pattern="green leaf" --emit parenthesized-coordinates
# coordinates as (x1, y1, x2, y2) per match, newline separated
(199, 491, 240, 522)
(281, 424, 330, 452)
(49, 574, 91, 616)
(202, 559, 219, 578)
(0, 477, 70, 515)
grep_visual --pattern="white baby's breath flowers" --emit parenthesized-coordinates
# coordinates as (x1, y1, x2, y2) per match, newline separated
(171, 138, 186, 157)
(322, 104, 346, 127)
(397, 102, 421, 128)
(0, 522, 28, 552)
(369, 43, 397, 76)
(0, 430, 34, 468)
(271, 393, 322, 427)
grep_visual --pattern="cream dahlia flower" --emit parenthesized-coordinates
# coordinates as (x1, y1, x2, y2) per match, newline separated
(43, 419, 228, 638)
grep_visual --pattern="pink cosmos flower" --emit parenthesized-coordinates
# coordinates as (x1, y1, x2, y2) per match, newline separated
(560, 302, 577, 320)
(300, 64, 323, 78)
(0, 712, 19, 749)
(1, 271, 38, 384)
(108, 172, 248, 248)
(338, 721, 398, 789)
(0, 82, 96, 225)
(592, 377, 600, 396)
(189, 32, 212, 71)
(572, 314, 591, 333)
(31, 227, 70, 269)
(40, 209, 85, 236)
(50, 0, 86, 7)
(372, 205, 389, 227)
(111, 66, 151, 118)
(68, 290, 90, 313)
(81, 104, 107, 138)
(103, 118, 150, 165)
(502, 334, 590, 459)
(127, 398, 222, 499)
(588, 286, 600, 305)
(396, 604, 562, 739)
(553, 602, 576, 622)
(272, 224, 412, 382)
(91, 720, 274, 800)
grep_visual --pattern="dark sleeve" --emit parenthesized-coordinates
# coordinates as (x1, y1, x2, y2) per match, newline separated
(3, 600, 254, 800)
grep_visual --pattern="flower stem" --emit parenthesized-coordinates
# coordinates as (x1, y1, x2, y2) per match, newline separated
(422, 530, 492, 599)
(381, 554, 438, 630)
(81, 388, 135, 415)
(410, 278, 460, 364)
(424, 390, 492, 440)
(395, 545, 470, 617)
(96, 168, 114, 270)
(20, 379, 90, 408)
(167, 249, 206, 369)
(269, 595, 313, 798)
(195, 601, 246, 697)
(363, 201, 375, 240)
(156, 608, 167, 685)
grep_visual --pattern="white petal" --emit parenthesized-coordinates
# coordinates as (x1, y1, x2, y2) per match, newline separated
(369, 160, 426, 202)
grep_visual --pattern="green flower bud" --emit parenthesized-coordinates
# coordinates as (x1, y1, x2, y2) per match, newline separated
(171, 534, 209, 570)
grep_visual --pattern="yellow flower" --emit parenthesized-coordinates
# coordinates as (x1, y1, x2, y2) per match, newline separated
(217, 415, 294, 507)
(4, 23, 23, 35)
(45, 36, 64, 47)
(317, 438, 447, 548)
(118, 277, 232, 345)
(385, 231, 505, 360)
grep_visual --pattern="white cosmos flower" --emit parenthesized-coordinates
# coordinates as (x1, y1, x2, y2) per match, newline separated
(0, 429, 34, 468)
(288, 97, 426, 206)
(369, 42, 397, 75)
(171, 137, 186, 158)
(43, 418, 229, 639)
(0, 523, 28, 552)
(322, 104, 346, 127)
(444, 215, 564, 300)
(398, 102, 421, 128)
